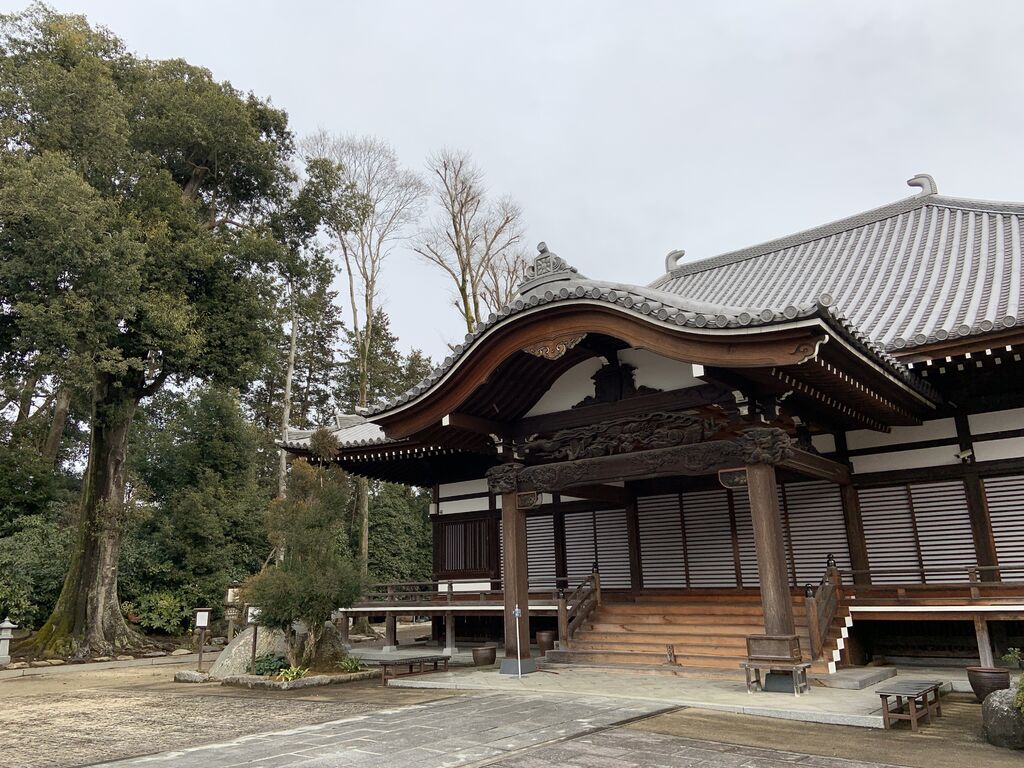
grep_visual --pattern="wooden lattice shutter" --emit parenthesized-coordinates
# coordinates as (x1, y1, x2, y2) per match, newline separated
(682, 488, 738, 587)
(782, 481, 851, 585)
(526, 515, 557, 590)
(595, 509, 631, 589)
(636, 494, 687, 587)
(730, 487, 760, 588)
(859, 485, 921, 584)
(984, 475, 1024, 571)
(564, 510, 596, 589)
(909, 480, 974, 582)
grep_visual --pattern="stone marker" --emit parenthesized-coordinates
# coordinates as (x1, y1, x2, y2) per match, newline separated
(983, 688, 1024, 749)
(207, 625, 289, 679)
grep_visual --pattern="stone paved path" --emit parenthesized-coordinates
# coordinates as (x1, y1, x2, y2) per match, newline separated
(97, 693, 905, 768)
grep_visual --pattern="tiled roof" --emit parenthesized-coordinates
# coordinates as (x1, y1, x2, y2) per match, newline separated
(365, 247, 937, 417)
(281, 415, 392, 451)
(653, 178, 1023, 352)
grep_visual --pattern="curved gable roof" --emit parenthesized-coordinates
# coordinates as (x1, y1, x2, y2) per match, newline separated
(653, 178, 1023, 352)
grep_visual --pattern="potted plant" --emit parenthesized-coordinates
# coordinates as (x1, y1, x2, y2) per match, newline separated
(967, 665, 1012, 703)
(1003, 648, 1023, 670)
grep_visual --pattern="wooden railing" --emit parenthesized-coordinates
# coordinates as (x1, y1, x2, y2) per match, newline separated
(562, 569, 602, 649)
(836, 564, 1024, 600)
(357, 578, 505, 605)
(804, 563, 842, 660)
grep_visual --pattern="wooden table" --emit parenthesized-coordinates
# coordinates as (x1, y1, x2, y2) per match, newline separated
(379, 655, 449, 685)
(876, 680, 943, 731)
(740, 660, 812, 696)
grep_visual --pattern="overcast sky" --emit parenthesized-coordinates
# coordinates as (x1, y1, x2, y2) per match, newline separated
(9, 1, 1024, 359)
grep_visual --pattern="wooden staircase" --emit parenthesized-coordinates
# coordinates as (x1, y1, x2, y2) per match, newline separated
(545, 591, 850, 676)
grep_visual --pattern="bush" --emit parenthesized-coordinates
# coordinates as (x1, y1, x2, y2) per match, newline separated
(249, 653, 287, 676)
(244, 460, 362, 666)
(1016, 674, 1024, 716)
(278, 666, 308, 682)
(336, 655, 362, 673)
(0, 512, 72, 627)
(135, 590, 192, 634)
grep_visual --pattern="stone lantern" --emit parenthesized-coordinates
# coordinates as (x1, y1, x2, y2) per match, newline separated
(0, 618, 16, 667)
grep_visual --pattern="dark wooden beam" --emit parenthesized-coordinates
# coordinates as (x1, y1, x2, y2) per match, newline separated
(556, 483, 629, 505)
(779, 448, 851, 485)
(515, 439, 752, 492)
(513, 383, 733, 438)
(441, 412, 509, 437)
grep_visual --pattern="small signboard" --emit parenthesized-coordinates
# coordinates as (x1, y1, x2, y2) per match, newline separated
(194, 608, 211, 628)
(718, 468, 748, 489)
(246, 606, 261, 624)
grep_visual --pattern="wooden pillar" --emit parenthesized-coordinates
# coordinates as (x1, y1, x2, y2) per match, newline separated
(956, 414, 999, 579)
(747, 463, 796, 637)
(383, 585, 398, 651)
(840, 484, 872, 586)
(501, 490, 536, 674)
(974, 614, 995, 668)
(965, 474, 999, 580)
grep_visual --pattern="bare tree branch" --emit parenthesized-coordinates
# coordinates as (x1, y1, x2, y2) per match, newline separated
(413, 149, 526, 333)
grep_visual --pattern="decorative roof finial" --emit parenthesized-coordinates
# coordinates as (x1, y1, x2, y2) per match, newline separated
(907, 173, 937, 196)
(665, 249, 686, 272)
(519, 241, 584, 292)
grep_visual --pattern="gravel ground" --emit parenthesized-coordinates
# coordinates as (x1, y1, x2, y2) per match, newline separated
(0, 664, 453, 768)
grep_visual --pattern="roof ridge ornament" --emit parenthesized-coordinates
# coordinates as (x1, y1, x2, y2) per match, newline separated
(665, 249, 686, 272)
(519, 241, 585, 293)
(907, 173, 937, 196)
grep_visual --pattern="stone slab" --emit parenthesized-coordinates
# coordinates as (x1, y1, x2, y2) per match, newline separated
(220, 670, 379, 690)
(812, 666, 897, 690)
(0, 651, 219, 680)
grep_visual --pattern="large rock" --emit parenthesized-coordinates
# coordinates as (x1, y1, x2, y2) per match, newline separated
(310, 622, 350, 669)
(207, 626, 289, 679)
(983, 688, 1024, 749)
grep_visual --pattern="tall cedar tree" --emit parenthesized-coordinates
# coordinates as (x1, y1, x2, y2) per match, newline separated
(0, 6, 352, 656)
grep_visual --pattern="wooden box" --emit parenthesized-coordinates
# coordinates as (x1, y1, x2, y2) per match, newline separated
(746, 634, 801, 662)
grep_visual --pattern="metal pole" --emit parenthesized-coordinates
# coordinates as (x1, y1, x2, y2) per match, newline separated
(514, 604, 522, 680)
(197, 627, 206, 672)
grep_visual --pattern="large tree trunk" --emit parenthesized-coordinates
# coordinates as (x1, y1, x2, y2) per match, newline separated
(28, 376, 142, 658)
(278, 301, 299, 498)
(42, 387, 73, 467)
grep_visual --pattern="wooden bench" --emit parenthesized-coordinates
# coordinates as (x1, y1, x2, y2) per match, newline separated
(379, 655, 449, 685)
(876, 680, 943, 731)
(741, 660, 812, 696)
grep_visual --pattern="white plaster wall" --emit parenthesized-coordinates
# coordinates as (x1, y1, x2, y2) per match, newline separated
(616, 348, 702, 391)
(974, 437, 1024, 462)
(524, 358, 604, 416)
(846, 418, 956, 451)
(812, 434, 836, 453)
(437, 497, 491, 515)
(970, 408, 1024, 435)
(851, 445, 960, 474)
(524, 348, 701, 417)
(438, 479, 489, 498)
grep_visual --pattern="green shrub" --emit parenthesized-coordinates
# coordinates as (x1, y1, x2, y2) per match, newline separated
(336, 655, 362, 673)
(135, 590, 192, 634)
(1015, 674, 1024, 715)
(249, 653, 288, 676)
(278, 666, 308, 681)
